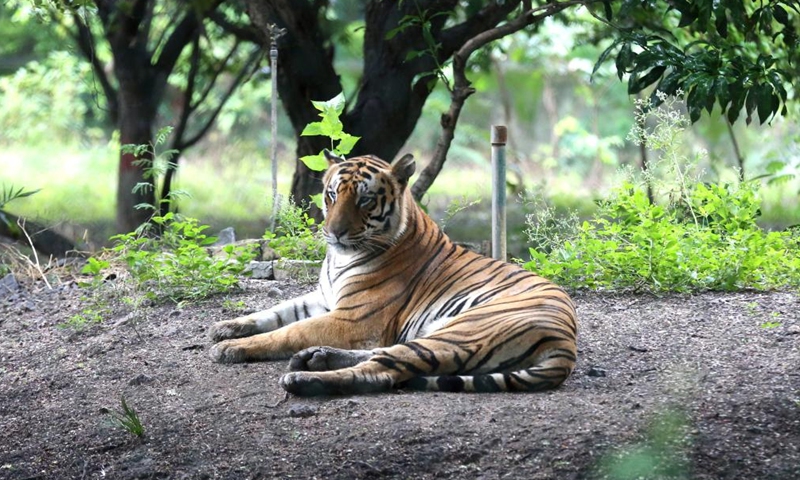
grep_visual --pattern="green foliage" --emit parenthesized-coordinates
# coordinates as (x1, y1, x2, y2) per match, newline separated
(0, 50, 104, 142)
(121, 126, 185, 214)
(58, 307, 105, 331)
(596, 409, 691, 479)
(0, 185, 39, 230)
(100, 212, 257, 302)
(108, 396, 145, 438)
(264, 201, 326, 261)
(524, 99, 800, 292)
(299, 92, 360, 171)
(440, 196, 481, 232)
(593, 0, 797, 124)
(385, 4, 452, 91)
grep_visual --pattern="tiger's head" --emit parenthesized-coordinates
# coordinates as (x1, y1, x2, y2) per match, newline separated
(321, 151, 416, 253)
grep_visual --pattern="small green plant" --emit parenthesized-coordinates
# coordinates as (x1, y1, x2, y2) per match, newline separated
(108, 396, 145, 438)
(264, 201, 327, 261)
(440, 196, 481, 232)
(120, 126, 186, 216)
(760, 311, 782, 329)
(105, 212, 257, 302)
(222, 299, 246, 310)
(299, 92, 360, 172)
(0, 185, 40, 230)
(58, 307, 105, 331)
(596, 409, 691, 480)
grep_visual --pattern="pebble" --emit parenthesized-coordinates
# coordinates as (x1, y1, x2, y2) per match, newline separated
(587, 366, 607, 377)
(288, 405, 317, 418)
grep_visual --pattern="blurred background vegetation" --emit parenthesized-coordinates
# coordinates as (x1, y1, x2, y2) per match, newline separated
(1, 1, 798, 258)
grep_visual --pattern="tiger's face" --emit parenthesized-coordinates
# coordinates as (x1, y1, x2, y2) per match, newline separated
(321, 152, 415, 252)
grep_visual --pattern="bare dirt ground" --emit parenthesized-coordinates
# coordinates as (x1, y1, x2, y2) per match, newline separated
(1, 277, 798, 480)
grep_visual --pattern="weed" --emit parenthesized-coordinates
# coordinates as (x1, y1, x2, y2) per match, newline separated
(105, 213, 257, 303)
(222, 299, 246, 310)
(524, 96, 800, 292)
(108, 396, 145, 438)
(595, 409, 691, 480)
(264, 201, 326, 261)
(58, 308, 105, 331)
(440, 196, 481, 233)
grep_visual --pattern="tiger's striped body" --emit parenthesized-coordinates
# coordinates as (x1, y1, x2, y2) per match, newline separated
(210, 153, 577, 395)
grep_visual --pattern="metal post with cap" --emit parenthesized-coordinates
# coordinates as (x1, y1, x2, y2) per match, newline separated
(491, 125, 507, 261)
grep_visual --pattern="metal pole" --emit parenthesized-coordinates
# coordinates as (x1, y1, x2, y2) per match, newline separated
(491, 125, 507, 261)
(269, 28, 282, 232)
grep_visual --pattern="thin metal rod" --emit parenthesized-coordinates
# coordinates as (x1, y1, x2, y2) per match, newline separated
(491, 125, 507, 261)
(269, 39, 280, 232)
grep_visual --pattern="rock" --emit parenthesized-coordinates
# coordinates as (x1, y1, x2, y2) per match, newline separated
(273, 260, 322, 283)
(267, 287, 283, 299)
(587, 366, 607, 377)
(0, 274, 20, 299)
(288, 405, 317, 418)
(785, 325, 800, 335)
(129, 374, 155, 386)
(245, 261, 274, 280)
(213, 227, 236, 246)
(628, 345, 648, 353)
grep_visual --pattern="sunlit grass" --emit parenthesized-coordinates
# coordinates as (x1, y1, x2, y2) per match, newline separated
(1, 141, 296, 243)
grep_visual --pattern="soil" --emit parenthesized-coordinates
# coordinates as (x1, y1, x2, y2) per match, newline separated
(1, 277, 798, 480)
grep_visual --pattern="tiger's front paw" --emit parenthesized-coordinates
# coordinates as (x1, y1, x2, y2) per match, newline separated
(209, 318, 257, 342)
(280, 372, 331, 396)
(289, 346, 373, 372)
(210, 340, 247, 363)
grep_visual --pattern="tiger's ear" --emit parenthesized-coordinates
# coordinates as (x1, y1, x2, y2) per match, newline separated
(392, 153, 415, 186)
(324, 149, 345, 165)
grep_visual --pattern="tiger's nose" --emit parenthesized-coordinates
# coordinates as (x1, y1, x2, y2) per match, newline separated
(328, 226, 347, 240)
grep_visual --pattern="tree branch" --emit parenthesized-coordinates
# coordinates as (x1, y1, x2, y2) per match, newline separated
(177, 47, 262, 151)
(66, 10, 119, 124)
(208, 10, 261, 44)
(412, 0, 594, 200)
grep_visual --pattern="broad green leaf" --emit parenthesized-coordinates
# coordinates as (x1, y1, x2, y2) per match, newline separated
(301, 122, 325, 136)
(300, 154, 328, 172)
(310, 193, 324, 209)
(335, 134, 360, 156)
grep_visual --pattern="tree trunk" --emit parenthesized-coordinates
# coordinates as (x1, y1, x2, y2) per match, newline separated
(114, 56, 159, 233)
(244, 0, 522, 205)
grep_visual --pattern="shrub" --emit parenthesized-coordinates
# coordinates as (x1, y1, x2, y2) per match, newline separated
(264, 201, 326, 262)
(524, 93, 800, 292)
(103, 213, 257, 303)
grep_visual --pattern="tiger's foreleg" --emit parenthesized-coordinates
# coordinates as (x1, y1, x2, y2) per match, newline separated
(279, 339, 463, 395)
(209, 289, 327, 342)
(210, 313, 378, 364)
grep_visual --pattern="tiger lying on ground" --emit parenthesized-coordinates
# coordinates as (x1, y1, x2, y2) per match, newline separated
(209, 151, 578, 396)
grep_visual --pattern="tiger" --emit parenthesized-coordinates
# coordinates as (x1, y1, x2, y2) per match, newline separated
(209, 151, 578, 396)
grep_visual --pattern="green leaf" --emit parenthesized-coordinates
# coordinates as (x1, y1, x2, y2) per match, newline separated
(755, 83, 774, 124)
(301, 122, 325, 136)
(335, 134, 360, 156)
(310, 193, 324, 209)
(300, 154, 328, 172)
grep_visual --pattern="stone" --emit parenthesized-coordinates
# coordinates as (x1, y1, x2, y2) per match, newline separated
(244, 261, 274, 280)
(213, 227, 236, 246)
(0, 274, 19, 299)
(587, 366, 607, 377)
(288, 405, 317, 418)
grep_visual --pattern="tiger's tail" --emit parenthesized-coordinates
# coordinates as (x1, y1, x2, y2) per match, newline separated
(400, 356, 575, 393)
